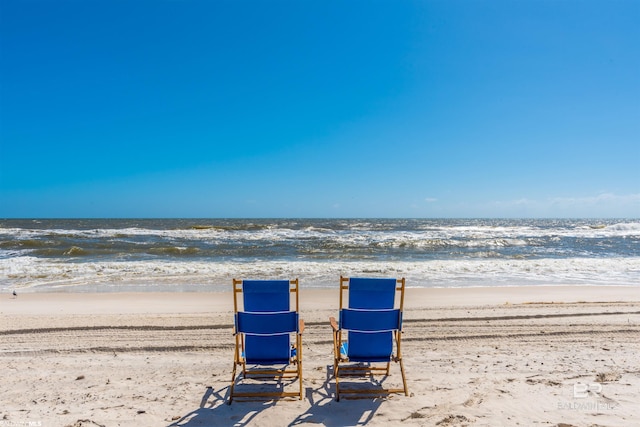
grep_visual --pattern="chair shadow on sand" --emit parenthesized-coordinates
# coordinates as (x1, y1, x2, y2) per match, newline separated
(167, 365, 385, 427)
(168, 384, 284, 427)
(288, 365, 385, 426)
(166, 381, 279, 427)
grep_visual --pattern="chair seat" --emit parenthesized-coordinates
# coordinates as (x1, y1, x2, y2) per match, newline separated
(340, 332, 393, 363)
(242, 346, 297, 364)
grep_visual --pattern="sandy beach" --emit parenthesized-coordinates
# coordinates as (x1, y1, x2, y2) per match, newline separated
(1, 286, 639, 427)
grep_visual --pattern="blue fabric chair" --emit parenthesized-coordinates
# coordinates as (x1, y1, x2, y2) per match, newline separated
(229, 279, 304, 403)
(329, 276, 408, 400)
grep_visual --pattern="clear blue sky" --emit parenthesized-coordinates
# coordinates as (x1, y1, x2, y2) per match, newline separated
(1, 0, 638, 218)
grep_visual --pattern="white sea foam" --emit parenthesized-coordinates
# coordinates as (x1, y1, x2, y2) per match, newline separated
(2, 256, 639, 293)
(2, 219, 638, 292)
(2, 221, 639, 242)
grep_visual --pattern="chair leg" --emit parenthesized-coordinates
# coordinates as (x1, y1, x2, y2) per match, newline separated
(298, 362, 303, 400)
(228, 362, 237, 404)
(297, 336, 303, 400)
(399, 358, 409, 396)
(334, 359, 341, 401)
(332, 331, 341, 401)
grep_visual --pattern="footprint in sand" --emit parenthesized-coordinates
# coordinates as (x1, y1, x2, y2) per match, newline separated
(436, 414, 474, 426)
(463, 393, 484, 407)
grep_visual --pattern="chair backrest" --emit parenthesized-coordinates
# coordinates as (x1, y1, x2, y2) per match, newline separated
(236, 311, 299, 335)
(242, 279, 292, 312)
(339, 277, 404, 362)
(347, 277, 398, 309)
(234, 279, 299, 364)
(340, 308, 401, 332)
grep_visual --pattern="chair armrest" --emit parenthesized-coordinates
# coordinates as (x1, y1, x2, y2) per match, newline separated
(299, 319, 305, 334)
(329, 316, 339, 332)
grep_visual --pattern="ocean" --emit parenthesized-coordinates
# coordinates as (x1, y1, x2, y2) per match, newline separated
(1, 218, 639, 292)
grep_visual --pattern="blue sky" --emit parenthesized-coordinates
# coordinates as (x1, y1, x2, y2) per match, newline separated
(1, 0, 638, 218)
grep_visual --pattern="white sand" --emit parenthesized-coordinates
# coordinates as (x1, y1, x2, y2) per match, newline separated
(1, 286, 639, 426)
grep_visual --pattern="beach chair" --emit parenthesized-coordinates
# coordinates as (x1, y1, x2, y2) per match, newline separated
(229, 279, 304, 403)
(329, 276, 408, 400)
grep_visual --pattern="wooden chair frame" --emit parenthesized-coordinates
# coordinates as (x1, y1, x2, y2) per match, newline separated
(329, 276, 408, 400)
(229, 278, 304, 403)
